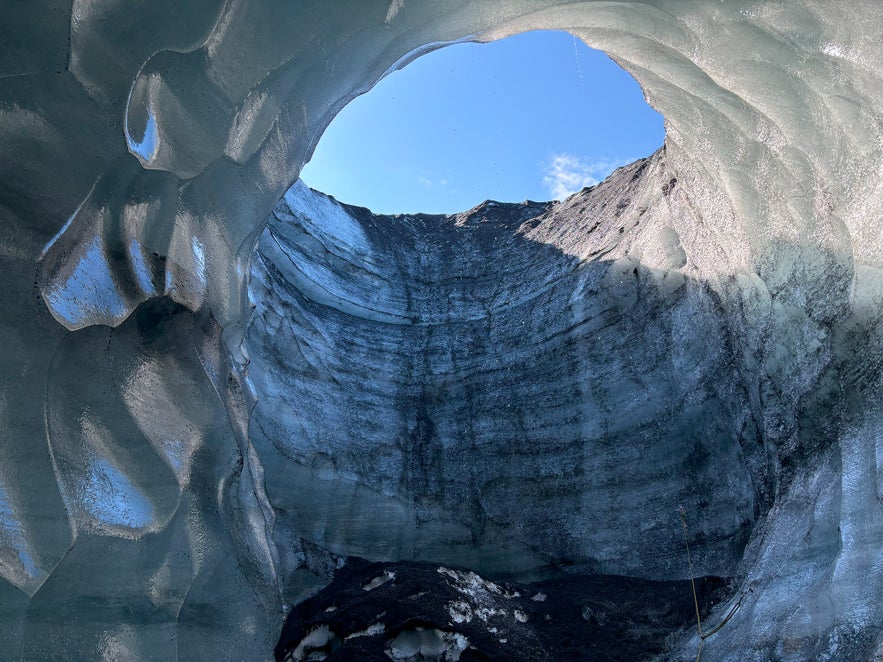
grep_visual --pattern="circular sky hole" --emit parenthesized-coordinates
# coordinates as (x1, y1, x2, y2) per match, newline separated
(299, 30, 664, 215)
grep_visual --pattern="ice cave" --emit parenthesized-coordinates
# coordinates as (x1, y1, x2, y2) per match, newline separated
(1, 2, 882, 660)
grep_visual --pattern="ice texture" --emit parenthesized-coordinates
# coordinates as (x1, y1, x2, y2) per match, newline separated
(247, 165, 758, 586)
(1, 1, 882, 660)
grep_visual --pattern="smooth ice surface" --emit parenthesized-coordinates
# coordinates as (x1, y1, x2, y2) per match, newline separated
(1, 1, 882, 660)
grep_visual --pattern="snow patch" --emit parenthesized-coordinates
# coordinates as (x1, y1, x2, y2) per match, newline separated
(386, 628, 469, 662)
(345, 622, 385, 639)
(363, 570, 395, 591)
(448, 600, 472, 624)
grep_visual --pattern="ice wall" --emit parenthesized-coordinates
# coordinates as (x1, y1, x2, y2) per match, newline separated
(247, 160, 761, 589)
(1, 1, 882, 659)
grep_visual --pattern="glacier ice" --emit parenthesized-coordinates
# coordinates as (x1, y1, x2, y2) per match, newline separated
(247, 165, 758, 585)
(1, 1, 882, 659)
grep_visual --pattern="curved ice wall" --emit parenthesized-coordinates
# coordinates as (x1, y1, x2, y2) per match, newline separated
(0, 1, 881, 659)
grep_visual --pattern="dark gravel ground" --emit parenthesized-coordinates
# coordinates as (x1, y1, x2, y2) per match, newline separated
(275, 557, 731, 661)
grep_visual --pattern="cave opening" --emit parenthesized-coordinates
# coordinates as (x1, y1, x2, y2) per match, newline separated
(260, 30, 755, 654)
(298, 30, 664, 215)
(246, 28, 756, 602)
(247, 64, 760, 649)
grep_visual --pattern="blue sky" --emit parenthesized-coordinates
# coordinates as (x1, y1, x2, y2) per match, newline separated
(300, 30, 664, 215)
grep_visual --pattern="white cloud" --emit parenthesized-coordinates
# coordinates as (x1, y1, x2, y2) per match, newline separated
(417, 175, 448, 188)
(541, 154, 628, 201)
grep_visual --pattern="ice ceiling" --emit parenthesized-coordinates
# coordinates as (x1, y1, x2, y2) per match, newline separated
(1, 1, 882, 659)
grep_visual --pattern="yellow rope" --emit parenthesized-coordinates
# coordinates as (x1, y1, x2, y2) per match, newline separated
(679, 507, 703, 639)
(679, 506, 753, 661)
